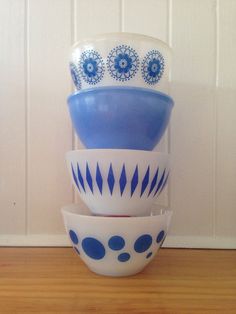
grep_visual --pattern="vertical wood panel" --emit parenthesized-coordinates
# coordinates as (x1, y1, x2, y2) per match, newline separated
(216, 0, 236, 236)
(170, 0, 216, 235)
(75, 0, 120, 39)
(122, 0, 168, 41)
(0, 0, 26, 233)
(0, 0, 235, 246)
(28, 0, 73, 233)
(122, 0, 169, 206)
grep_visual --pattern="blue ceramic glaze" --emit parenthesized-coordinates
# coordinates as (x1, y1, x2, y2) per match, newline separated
(67, 86, 174, 150)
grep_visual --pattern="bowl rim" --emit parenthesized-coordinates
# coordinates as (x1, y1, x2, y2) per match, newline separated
(61, 203, 172, 221)
(71, 32, 172, 52)
(67, 86, 174, 106)
(66, 148, 170, 159)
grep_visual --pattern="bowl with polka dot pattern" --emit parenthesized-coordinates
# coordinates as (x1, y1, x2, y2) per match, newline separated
(62, 204, 172, 277)
(66, 149, 170, 217)
(70, 32, 171, 94)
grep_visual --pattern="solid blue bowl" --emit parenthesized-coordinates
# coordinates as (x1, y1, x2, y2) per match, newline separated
(67, 87, 174, 150)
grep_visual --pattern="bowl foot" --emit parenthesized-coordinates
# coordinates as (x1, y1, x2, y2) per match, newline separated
(87, 265, 147, 277)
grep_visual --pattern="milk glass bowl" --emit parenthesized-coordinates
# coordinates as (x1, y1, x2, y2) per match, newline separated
(67, 87, 174, 150)
(62, 204, 172, 277)
(70, 32, 171, 93)
(66, 149, 170, 217)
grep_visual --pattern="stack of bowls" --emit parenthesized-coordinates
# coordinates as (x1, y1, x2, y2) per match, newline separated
(62, 33, 174, 277)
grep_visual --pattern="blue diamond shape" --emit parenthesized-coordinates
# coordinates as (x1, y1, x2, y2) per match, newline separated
(131, 165, 138, 197)
(96, 163, 103, 195)
(148, 167, 159, 196)
(107, 164, 115, 195)
(119, 164, 127, 196)
(86, 163, 93, 193)
(71, 163, 80, 192)
(158, 171, 169, 196)
(140, 166, 150, 197)
(77, 164, 85, 193)
(153, 169, 166, 197)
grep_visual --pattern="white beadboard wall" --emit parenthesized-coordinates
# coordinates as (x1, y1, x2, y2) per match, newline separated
(0, 0, 235, 248)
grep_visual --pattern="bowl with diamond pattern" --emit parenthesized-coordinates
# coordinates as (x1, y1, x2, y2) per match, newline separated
(66, 149, 170, 217)
(70, 32, 171, 93)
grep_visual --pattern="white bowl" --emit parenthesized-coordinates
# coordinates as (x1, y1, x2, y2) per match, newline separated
(66, 149, 170, 216)
(70, 32, 171, 93)
(62, 204, 172, 277)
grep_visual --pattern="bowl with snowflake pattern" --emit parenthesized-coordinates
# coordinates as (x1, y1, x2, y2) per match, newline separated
(70, 32, 171, 93)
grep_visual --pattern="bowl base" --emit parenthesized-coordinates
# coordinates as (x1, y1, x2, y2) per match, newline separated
(87, 265, 146, 277)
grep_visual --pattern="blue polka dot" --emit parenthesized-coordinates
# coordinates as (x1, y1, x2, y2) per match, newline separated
(146, 252, 153, 259)
(74, 247, 80, 255)
(108, 236, 125, 250)
(82, 237, 105, 260)
(69, 230, 79, 245)
(118, 252, 130, 262)
(134, 234, 152, 253)
(156, 230, 165, 243)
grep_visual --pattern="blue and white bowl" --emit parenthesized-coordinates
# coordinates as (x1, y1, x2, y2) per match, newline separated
(68, 87, 174, 151)
(62, 204, 172, 277)
(66, 149, 170, 217)
(70, 32, 171, 94)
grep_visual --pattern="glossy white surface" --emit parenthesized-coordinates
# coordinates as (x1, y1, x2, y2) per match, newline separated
(62, 204, 172, 276)
(70, 32, 171, 93)
(66, 150, 170, 216)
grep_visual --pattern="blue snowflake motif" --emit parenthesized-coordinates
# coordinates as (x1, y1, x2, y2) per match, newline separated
(142, 50, 165, 85)
(107, 45, 139, 81)
(70, 62, 81, 90)
(79, 50, 105, 85)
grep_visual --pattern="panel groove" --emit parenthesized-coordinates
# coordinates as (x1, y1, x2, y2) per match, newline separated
(25, 0, 29, 235)
(167, 0, 173, 209)
(120, 0, 124, 32)
(71, 0, 76, 203)
(216, 0, 236, 237)
(212, 0, 220, 237)
(73, 0, 82, 154)
(72, 0, 77, 43)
